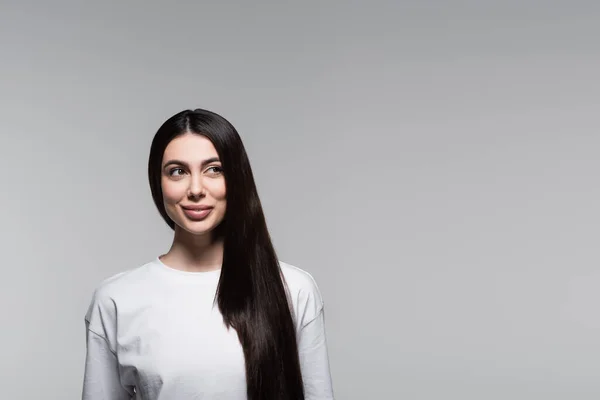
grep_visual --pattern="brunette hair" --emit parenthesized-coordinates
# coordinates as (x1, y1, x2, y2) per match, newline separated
(148, 109, 304, 399)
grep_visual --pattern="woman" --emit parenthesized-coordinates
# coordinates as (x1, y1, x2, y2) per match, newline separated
(82, 109, 334, 399)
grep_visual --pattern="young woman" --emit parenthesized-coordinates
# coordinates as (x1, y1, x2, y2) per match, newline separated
(82, 109, 334, 399)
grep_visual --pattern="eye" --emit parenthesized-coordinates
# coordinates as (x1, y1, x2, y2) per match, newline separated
(206, 166, 223, 175)
(169, 167, 185, 176)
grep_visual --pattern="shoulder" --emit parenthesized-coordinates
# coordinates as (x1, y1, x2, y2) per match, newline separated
(279, 261, 320, 292)
(87, 263, 150, 303)
(279, 260, 325, 329)
(84, 261, 153, 334)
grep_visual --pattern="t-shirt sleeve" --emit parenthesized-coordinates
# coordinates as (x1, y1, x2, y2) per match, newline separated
(296, 275, 335, 399)
(82, 287, 134, 400)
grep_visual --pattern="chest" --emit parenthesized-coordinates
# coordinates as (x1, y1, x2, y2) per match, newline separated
(116, 288, 247, 398)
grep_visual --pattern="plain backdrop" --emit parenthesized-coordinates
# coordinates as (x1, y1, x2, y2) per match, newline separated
(1, 1, 600, 399)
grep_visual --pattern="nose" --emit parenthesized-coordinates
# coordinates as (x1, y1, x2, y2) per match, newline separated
(187, 173, 205, 198)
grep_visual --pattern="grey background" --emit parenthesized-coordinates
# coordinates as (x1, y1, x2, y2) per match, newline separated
(1, 1, 599, 399)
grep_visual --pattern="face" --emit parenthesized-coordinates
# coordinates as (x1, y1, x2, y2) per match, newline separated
(161, 133, 227, 237)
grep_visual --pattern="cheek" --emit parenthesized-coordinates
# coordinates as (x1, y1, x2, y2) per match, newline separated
(216, 186, 227, 201)
(208, 180, 227, 201)
(161, 181, 184, 203)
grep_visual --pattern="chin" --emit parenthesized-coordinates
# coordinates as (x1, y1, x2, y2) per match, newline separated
(180, 221, 215, 234)
(169, 208, 225, 236)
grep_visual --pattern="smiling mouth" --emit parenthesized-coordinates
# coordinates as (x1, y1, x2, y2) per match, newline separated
(181, 207, 213, 220)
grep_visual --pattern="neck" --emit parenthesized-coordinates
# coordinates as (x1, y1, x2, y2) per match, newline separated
(160, 227, 224, 272)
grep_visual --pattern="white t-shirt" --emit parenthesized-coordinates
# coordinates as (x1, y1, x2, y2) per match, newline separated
(82, 257, 334, 399)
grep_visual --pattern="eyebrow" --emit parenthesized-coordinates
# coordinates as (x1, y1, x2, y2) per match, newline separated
(163, 157, 221, 170)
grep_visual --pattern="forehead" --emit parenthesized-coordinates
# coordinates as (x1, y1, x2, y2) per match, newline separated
(163, 133, 218, 162)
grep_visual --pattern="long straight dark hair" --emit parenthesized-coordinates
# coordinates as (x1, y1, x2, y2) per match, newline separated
(147, 109, 304, 399)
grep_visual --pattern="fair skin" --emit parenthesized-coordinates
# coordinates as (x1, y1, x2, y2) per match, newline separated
(158, 132, 227, 272)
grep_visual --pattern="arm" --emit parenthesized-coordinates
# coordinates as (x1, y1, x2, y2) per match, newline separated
(298, 307, 335, 400)
(82, 322, 134, 400)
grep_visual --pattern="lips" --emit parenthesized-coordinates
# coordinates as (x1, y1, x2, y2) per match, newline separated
(181, 205, 214, 221)
(181, 205, 213, 211)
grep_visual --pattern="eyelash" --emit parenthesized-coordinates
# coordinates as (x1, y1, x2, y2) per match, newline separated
(169, 166, 223, 176)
